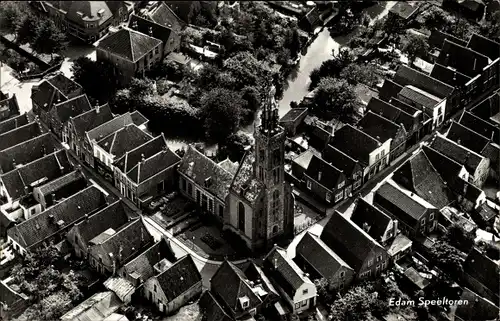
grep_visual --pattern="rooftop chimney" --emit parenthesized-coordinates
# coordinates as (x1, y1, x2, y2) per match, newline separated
(318, 171, 322, 181)
(148, 26, 153, 37)
(141, 153, 145, 163)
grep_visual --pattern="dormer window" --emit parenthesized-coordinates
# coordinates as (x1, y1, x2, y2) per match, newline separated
(238, 296, 250, 309)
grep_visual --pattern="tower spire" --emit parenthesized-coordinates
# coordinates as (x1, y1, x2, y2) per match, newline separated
(260, 78, 279, 134)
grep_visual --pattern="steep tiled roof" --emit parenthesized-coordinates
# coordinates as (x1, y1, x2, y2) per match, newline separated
(374, 183, 432, 226)
(464, 248, 499, 295)
(71, 103, 114, 137)
(120, 239, 175, 281)
(86, 112, 136, 142)
(97, 124, 152, 159)
(322, 145, 360, 178)
(389, 1, 419, 19)
(389, 98, 420, 115)
(264, 246, 311, 298)
(230, 152, 264, 204)
(0, 114, 29, 135)
(459, 111, 500, 144)
(394, 65, 454, 99)
(0, 95, 20, 122)
(428, 29, 467, 49)
(130, 110, 149, 127)
(467, 33, 500, 60)
(52, 94, 92, 124)
(321, 211, 385, 272)
(422, 145, 465, 184)
(0, 121, 43, 151)
(149, 2, 185, 32)
(114, 135, 167, 173)
(7, 186, 106, 249)
(351, 199, 393, 242)
(165, 1, 194, 24)
(398, 86, 442, 109)
(46, 73, 82, 98)
(357, 111, 404, 143)
(179, 146, 235, 201)
(199, 290, 233, 321)
(296, 232, 352, 280)
(0, 150, 72, 200)
(455, 288, 500, 321)
(129, 14, 173, 47)
(437, 40, 491, 77)
(64, 1, 114, 26)
(366, 97, 416, 132)
(128, 148, 180, 184)
(156, 255, 201, 301)
(217, 159, 239, 176)
(430, 135, 485, 174)
(35, 170, 86, 197)
(70, 200, 137, 247)
(379, 79, 403, 101)
(89, 218, 154, 269)
(430, 64, 472, 87)
(0, 133, 59, 173)
(329, 124, 381, 165)
(446, 121, 490, 153)
(304, 155, 344, 190)
(280, 108, 308, 123)
(97, 28, 162, 63)
(30, 80, 66, 111)
(60, 291, 121, 321)
(0, 280, 25, 308)
(470, 91, 500, 122)
(211, 260, 262, 315)
(481, 142, 499, 170)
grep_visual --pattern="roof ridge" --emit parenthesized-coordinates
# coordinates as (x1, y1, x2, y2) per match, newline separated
(0, 120, 38, 137)
(451, 120, 490, 141)
(398, 65, 454, 91)
(437, 134, 484, 159)
(444, 38, 491, 61)
(155, 254, 191, 278)
(348, 124, 381, 144)
(94, 216, 141, 245)
(54, 94, 87, 107)
(0, 132, 51, 153)
(188, 145, 232, 176)
(366, 110, 401, 128)
(88, 112, 132, 137)
(334, 210, 384, 249)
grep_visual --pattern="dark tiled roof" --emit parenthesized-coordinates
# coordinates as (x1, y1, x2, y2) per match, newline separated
(398, 86, 442, 109)
(0, 121, 43, 151)
(279, 108, 308, 123)
(165, 1, 194, 23)
(379, 79, 403, 101)
(7, 186, 106, 248)
(0, 95, 20, 122)
(322, 145, 360, 178)
(304, 155, 344, 190)
(1, 150, 72, 200)
(199, 291, 233, 321)
(0, 280, 25, 307)
(475, 202, 498, 222)
(264, 246, 310, 298)
(467, 33, 500, 60)
(447, 121, 490, 153)
(130, 110, 149, 127)
(61, 1, 115, 27)
(35, 170, 85, 197)
(462, 179, 484, 201)
(351, 199, 393, 242)
(430, 64, 472, 88)
(71, 200, 137, 247)
(320, 211, 385, 272)
(437, 40, 491, 77)
(46, 73, 82, 98)
(87, 112, 136, 142)
(464, 248, 499, 295)
(366, 97, 416, 132)
(297, 232, 352, 280)
(430, 135, 485, 174)
(0, 133, 59, 173)
(392, 150, 455, 209)
(128, 148, 180, 184)
(459, 111, 500, 144)
(114, 135, 167, 173)
(179, 146, 234, 201)
(52, 94, 92, 124)
(428, 29, 467, 49)
(211, 260, 262, 314)
(156, 254, 201, 301)
(0, 114, 29, 135)
(329, 124, 381, 165)
(422, 145, 464, 183)
(389, 98, 420, 115)
(97, 28, 162, 63)
(129, 14, 173, 47)
(357, 111, 404, 143)
(97, 124, 152, 159)
(149, 2, 185, 32)
(230, 152, 264, 204)
(481, 142, 499, 169)
(89, 218, 154, 269)
(71, 104, 114, 137)
(121, 239, 176, 281)
(455, 288, 500, 321)
(394, 65, 454, 99)
(470, 91, 500, 121)
(389, 1, 419, 19)
(31, 80, 66, 111)
(374, 183, 431, 227)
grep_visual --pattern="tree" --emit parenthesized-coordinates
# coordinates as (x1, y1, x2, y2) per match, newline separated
(0, 1, 27, 36)
(218, 132, 253, 162)
(383, 14, 406, 35)
(340, 63, 379, 87)
(31, 19, 67, 60)
(16, 13, 40, 46)
(310, 77, 360, 122)
(430, 240, 465, 279)
(402, 34, 430, 65)
(330, 286, 378, 321)
(445, 223, 475, 253)
(200, 88, 244, 142)
(285, 27, 302, 59)
(309, 48, 354, 90)
(72, 57, 123, 103)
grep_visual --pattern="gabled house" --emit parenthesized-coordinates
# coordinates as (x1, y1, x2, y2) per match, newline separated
(430, 63, 472, 88)
(446, 120, 490, 154)
(0, 94, 20, 122)
(0, 113, 29, 136)
(64, 102, 114, 162)
(144, 2, 186, 33)
(128, 14, 179, 58)
(350, 198, 398, 246)
(177, 145, 235, 221)
(357, 110, 407, 162)
(430, 134, 490, 187)
(263, 246, 317, 314)
(59, 291, 122, 321)
(141, 255, 202, 314)
(295, 232, 354, 291)
(0, 132, 60, 174)
(458, 110, 500, 145)
(66, 200, 138, 259)
(87, 218, 154, 276)
(31, 73, 83, 116)
(96, 27, 163, 83)
(373, 182, 439, 237)
(32, 170, 88, 209)
(198, 290, 233, 321)
(463, 248, 500, 303)
(114, 134, 180, 208)
(329, 124, 389, 181)
(303, 154, 347, 204)
(322, 145, 363, 193)
(279, 108, 308, 137)
(397, 86, 446, 130)
(6, 186, 107, 255)
(0, 121, 45, 152)
(320, 211, 390, 280)
(470, 90, 500, 126)
(47, 94, 92, 139)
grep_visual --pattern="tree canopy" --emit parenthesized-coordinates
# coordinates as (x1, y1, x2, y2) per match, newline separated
(310, 77, 360, 123)
(402, 34, 430, 65)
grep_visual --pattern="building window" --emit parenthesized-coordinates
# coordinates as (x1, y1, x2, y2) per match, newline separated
(272, 190, 280, 221)
(301, 300, 307, 307)
(377, 255, 382, 262)
(218, 205, 224, 217)
(209, 198, 214, 213)
(295, 303, 300, 310)
(421, 218, 426, 225)
(326, 192, 332, 203)
(154, 285, 157, 292)
(181, 177, 186, 191)
(196, 190, 201, 205)
(340, 271, 345, 278)
(335, 191, 343, 202)
(367, 259, 373, 267)
(238, 202, 245, 232)
(154, 46, 159, 55)
(273, 148, 281, 165)
(338, 181, 345, 189)
(303, 289, 308, 295)
(429, 213, 434, 221)
(188, 182, 193, 195)
(258, 167, 264, 181)
(307, 180, 312, 190)
(273, 168, 280, 184)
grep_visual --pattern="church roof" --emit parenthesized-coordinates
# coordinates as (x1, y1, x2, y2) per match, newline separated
(230, 152, 264, 205)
